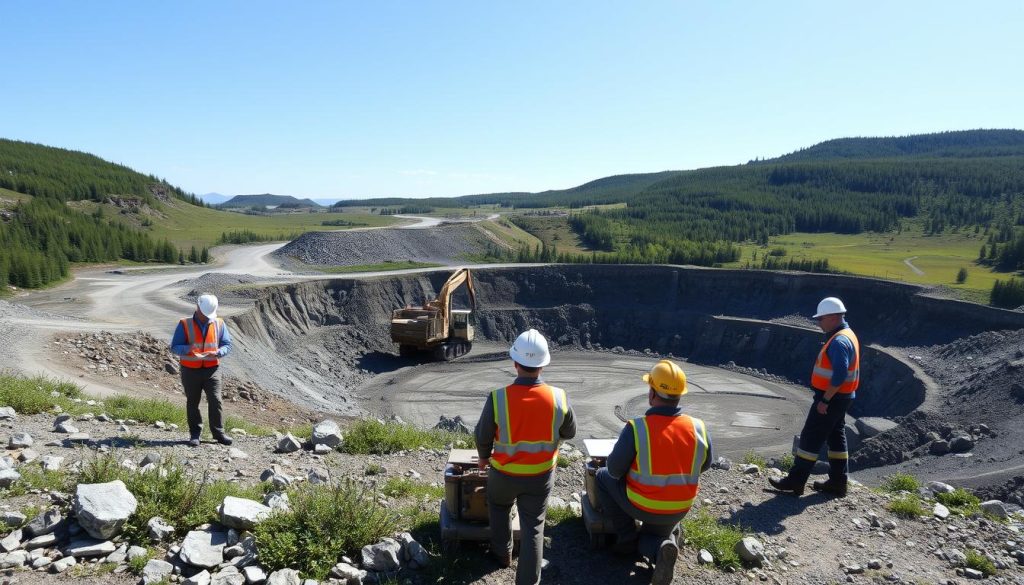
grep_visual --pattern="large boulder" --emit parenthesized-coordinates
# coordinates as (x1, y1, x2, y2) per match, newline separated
(142, 559, 174, 585)
(361, 538, 402, 572)
(179, 529, 228, 568)
(266, 568, 301, 585)
(8, 432, 32, 449)
(311, 420, 343, 448)
(950, 436, 975, 453)
(218, 497, 272, 531)
(856, 417, 899, 439)
(74, 481, 138, 539)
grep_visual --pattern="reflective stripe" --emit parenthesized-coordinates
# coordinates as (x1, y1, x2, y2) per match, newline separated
(492, 388, 510, 445)
(492, 441, 559, 454)
(490, 458, 556, 475)
(691, 418, 708, 476)
(827, 451, 849, 460)
(551, 387, 567, 442)
(625, 488, 694, 513)
(796, 448, 818, 462)
(631, 418, 653, 477)
(628, 469, 701, 486)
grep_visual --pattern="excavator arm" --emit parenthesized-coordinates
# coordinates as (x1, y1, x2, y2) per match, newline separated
(429, 268, 475, 335)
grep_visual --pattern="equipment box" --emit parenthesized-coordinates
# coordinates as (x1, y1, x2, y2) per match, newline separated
(444, 449, 489, 522)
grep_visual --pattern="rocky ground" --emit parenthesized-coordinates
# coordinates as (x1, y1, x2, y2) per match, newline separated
(272, 224, 501, 267)
(3, 407, 1024, 585)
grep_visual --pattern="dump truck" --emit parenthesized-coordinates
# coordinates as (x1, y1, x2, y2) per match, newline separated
(390, 268, 476, 361)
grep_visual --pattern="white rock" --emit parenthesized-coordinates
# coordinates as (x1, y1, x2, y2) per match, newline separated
(49, 555, 77, 573)
(0, 469, 20, 489)
(330, 562, 367, 585)
(127, 545, 149, 561)
(1, 511, 26, 529)
(242, 565, 267, 584)
(184, 570, 212, 585)
(928, 481, 956, 495)
(219, 496, 272, 531)
(179, 529, 227, 568)
(735, 537, 765, 565)
(276, 433, 302, 453)
(148, 516, 176, 542)
(266, 568, 302, 585)
(8, 432, 32, 449)
(143, 559, 174, 585)
(855, 417, 899, 438)
(0, 407, 16, 420)
(228, 448, 249, 459)
(25, 533, 57, 550)
(212, 566, 246, 585)
(933, 502, 951, 519)
(31, 555, 52, 569)
(54, 421, 79, 434)
(24, 509, 61, 537)
(62, 538, 117, 558)
(0, 549, 29, 569)
(41, 455, 64, 472)
(0, 529, 23, 553)
(981, 500, 1009, 519)
(264, 492, 290, 511)
(698, 549, 714, 564)
(311, 420, 343, 448)
(74, 480, 138, 539)
(313, 444, 332, 454)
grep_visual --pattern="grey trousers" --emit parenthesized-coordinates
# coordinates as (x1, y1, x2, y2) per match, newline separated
(488, 467, 554, 585)
(181, 366, 224, 439)
(596, 468, 685, 559)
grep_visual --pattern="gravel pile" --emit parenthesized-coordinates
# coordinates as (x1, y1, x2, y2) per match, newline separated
(273, 224, 498, 266)
(173, 273, 280, 302)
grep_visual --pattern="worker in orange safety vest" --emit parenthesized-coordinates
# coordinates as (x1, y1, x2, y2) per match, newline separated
(770, 296, 860, 497)
(596, 359, 712, 585)
(474, 329, 576, 585)
(170, 293, 234, 447)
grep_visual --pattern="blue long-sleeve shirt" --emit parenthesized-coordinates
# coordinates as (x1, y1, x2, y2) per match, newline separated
(823, 319, 856, 398)
(606, 405, 713, 480)
(170, 313, 233, 358)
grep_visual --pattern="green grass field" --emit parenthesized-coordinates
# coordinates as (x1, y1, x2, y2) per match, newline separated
(729, 223, 1003, 302)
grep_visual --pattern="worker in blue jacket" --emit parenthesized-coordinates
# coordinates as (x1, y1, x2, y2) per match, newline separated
(170, 294, 233, 447)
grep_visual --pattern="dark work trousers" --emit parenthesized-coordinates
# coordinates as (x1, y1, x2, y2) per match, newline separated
(788, 392, 852, 486)
(181, 365, 224, 439)
(487, 467, 554, 585)
(596, 468, 685, 561)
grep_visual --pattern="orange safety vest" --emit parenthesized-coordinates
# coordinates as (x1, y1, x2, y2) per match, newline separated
(626, 414, 708, 515)
(179, 317, 223, 369)
(810, 328, 860, 394)
(490, 383, 568, 476)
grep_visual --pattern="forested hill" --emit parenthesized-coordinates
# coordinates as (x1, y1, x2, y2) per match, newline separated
(768, 129, 1024, 163)
(220, 194, 322, 208)
(0, 139, 200, 290)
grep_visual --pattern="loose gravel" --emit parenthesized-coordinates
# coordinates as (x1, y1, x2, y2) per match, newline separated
(273, 224, 499, 266)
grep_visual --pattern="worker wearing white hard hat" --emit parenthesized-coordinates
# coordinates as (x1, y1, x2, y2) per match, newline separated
(169, 293, 234, 447)
(474, 329, 576, 585)
(770, 296, 860, 498)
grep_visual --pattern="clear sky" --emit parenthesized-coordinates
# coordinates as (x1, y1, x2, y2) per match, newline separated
(2, 1, 1022, 200)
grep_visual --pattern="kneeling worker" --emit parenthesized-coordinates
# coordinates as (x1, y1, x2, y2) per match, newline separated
(596, 359, 712, 585)
(474, 329, 576, 585)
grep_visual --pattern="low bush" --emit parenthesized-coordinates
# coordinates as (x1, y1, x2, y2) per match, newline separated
(0, 372, 82, 414)
(342, 419, 474, 454)
(254, 481, 398, 580)
(681, 510, 744, 569)
(545, 503, 580, 527)
(380, 477, 444, 501)
(935, 488, 981, 516)
(742, 451, 767, 469)
(965, 549, 996, 576)
(127, 548, 154, 575)
(888, 494, 927, 518)
(776, 454, 794, 472)
(881, 472, 920, 493)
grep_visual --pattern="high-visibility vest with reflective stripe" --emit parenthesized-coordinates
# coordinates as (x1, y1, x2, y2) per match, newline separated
(179, 317, 223, 369)
(626, 414, 708, 515)
(810, 328, 860, 394)
(490, 383, 568, 476)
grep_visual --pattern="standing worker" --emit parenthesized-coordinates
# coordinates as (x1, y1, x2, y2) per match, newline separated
(170, 294, 234, 447)
(474, 329, 576, 585)
(596, 359, 712, 585)
(769, 297, 859, 497)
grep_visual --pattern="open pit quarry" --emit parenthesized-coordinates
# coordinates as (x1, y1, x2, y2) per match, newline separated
(217, 264, 1024, 502)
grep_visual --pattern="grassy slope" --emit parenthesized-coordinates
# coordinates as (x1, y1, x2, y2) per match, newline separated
(71, 197, 399, 250)
(0, 187, 32, 208)
(729, 221, 1000, 302)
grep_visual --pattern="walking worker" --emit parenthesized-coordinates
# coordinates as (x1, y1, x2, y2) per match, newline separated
(769, 296, 859, 497)
(596, 359, 712, 585)
(170, 293, 234, 447)
(474, 329, 576, 585)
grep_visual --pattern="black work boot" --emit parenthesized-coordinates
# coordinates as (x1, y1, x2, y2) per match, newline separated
(811, 479, 848, 497)
(768, 476, 805, 496)
(650, 540, 679, 585)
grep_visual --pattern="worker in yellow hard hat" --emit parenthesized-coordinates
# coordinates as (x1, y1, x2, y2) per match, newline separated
(595, 359, 712, 585)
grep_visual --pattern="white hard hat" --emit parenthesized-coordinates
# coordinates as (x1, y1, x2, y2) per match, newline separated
(813, 297, 846, 319)
(197, 294, 219, 319)
(509, 329, 551, 368)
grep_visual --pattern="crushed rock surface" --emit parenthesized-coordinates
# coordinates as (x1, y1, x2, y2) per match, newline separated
(273, 224, 500, 266)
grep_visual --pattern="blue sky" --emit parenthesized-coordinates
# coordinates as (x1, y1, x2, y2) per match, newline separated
(2, 2, 1022, 200)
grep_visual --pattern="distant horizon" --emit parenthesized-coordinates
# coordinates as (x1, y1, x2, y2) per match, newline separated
(3, 2, 1022, 199)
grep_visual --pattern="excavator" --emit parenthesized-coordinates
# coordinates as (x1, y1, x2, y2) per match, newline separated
(390, 268, 476, 361)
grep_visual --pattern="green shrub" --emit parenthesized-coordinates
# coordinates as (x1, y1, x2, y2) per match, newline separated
(127, 548, 154, 574)
(776, 454, 794, 472)
(365, 463, 384, 476)
(965, 549, 996, 576)
(380, 477, 444, 501)
(0, 372, 81, 414)
(556, 454, 570, 468)
(741, 451, 767, 469)
(888, 494, 927, 518)
(935, 488, 981, 516)
(342, 420, 474, 455)
(681, 510, 744, 569)
(881, 472, 920, 493)
(254, 481, 398, 580)
(545, 504, 579, 526)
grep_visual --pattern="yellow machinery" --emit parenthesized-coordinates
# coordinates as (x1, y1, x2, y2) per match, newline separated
(390, 268, 476, 361)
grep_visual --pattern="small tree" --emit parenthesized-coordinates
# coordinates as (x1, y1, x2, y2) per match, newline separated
(956, 268, 968, 284)
(200, 248, 210, 263)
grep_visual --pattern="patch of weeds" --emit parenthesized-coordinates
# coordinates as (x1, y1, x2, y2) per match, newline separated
(399, 503, 440, 539)
(545, 504, 580, 527)
(680, 510, 744, 570)
(741, 451, 767, 469)
(253, 480, 398, 580)
(556, 453, 570, 468)
(935, 488, 981, 516)
(0, 467, 73, 498)
(888, 494, 927, 518)
(365, 463, 385, 476)
(287, 423, 313, 440)
(965, 549, 996, 576)
(776, 454, 794, 472)
(881, 472, 920, 494)
(342, 419, 474, 455)
(17, 505, 41, 528)
(0, 371, 82, 414)
(380, 477, 444, 501)
(127, 548, 154, 574)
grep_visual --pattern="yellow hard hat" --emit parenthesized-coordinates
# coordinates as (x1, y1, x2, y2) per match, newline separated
(642, 359, 687, 396)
